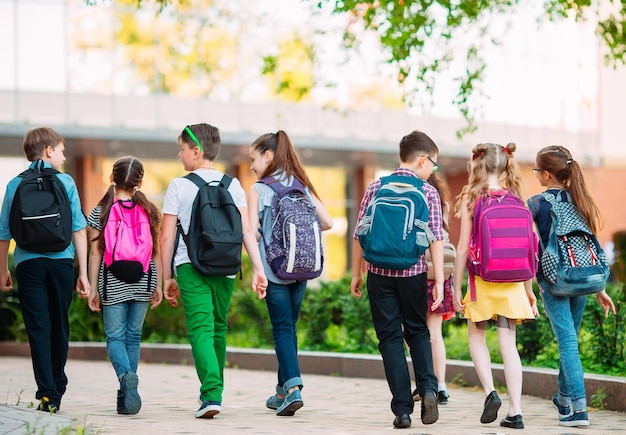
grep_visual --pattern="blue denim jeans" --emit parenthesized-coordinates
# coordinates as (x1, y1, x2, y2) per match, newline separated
(265, 280, 307, 392)
(367, 272, 437, 416)
(102, 301, 149, 382)
(539, 279, 588, 411)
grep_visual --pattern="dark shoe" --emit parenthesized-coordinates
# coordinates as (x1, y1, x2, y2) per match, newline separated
(121, 372, 141, 415)
(552, 393, 572, 419)
(412, 388, 421, 402)
(196, 401, 221, 418)
(266, 394, 284, 410)
(500, 414, 524, 429)
(437, 390, 449, 404)
(480, 390, 501, 424)
(559, 410, 589, 427)
(116, 389, 128, 414)
(420, 390, 439, 425)
(37, 396, 58, 413)
(393, 413, 411, 428)
(276, 389, 303, 416)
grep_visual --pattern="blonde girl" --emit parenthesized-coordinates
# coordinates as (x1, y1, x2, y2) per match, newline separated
(453, 143, 538, 430)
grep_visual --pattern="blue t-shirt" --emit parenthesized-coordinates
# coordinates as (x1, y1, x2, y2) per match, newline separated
(0, 161, 87, 266)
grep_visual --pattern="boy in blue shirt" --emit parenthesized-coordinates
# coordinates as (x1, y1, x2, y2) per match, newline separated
(0, 127, 90, 413)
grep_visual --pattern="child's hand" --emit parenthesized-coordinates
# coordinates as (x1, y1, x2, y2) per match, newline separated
(431, 281, 444, 311)
(150, 286, 163, 309)
(453, 288, 464, 314)
(252, 272, 267, 300)
(88, 289, 101, 313)
(76, 275, 90, 299)
(350, 275, 363, 298)
(596, 290, 616, 318)
(0, 270, 13, 292)
(164, 278, 180, 307)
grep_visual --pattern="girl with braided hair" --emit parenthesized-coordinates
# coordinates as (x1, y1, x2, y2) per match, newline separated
(453, 142, 538, 429)
(527, 145, 615, 428)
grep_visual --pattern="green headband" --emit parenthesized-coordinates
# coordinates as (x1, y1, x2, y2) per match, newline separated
(184, 126, 203, 152)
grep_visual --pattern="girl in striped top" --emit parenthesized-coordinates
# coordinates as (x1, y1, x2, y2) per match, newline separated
(86, 156, 162, 415)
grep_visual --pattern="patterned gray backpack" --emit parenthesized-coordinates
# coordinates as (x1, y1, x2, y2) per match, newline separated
(259, 177, 323, 280)
(540, 191, 609, 296)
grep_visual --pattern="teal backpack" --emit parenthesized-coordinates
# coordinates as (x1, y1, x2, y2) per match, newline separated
(357, 175, 432, 269)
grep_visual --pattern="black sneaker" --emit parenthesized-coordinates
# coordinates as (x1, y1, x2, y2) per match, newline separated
(121, 372, 141, 415)
(480, 390, 501, 424)
(500, 414, 524, 429)
(37, 396, 58, 413)
(437, 390, 449, 405)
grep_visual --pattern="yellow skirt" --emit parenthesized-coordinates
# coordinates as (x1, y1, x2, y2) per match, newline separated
(462, 276, 534, 323)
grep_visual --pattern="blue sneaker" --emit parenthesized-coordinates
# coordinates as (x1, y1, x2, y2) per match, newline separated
(121, 373, 141, 415)
(276, 390, 303, 416)
(552, 394, 572, 419)
(196, 401, 221, 418)
(559, 410, 589, 427)
(266, 394, 285, 410)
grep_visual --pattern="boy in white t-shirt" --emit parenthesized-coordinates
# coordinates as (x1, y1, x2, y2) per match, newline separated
(160, 123, 267, 418)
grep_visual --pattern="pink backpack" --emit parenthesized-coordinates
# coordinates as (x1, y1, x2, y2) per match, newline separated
(466, 190, 538, 300)
(103, 199, 153, 284)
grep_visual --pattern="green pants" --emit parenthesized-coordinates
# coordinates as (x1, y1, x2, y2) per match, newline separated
(177, 264, 235, 403)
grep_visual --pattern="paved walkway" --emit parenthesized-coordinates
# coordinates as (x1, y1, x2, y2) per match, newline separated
(1, 356, 624, 434)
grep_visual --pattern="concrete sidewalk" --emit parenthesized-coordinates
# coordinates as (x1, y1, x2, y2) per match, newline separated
(1, 356, 625, 434)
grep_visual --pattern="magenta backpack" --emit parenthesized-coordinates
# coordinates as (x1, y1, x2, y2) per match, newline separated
(103, 199, 153, 284)
(466, 189, 538, 300)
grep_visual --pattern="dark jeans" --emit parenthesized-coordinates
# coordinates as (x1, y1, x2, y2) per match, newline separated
(367, 272, 437, 416)
(265, 280, 307, 392)
(16, 257, 74, 406)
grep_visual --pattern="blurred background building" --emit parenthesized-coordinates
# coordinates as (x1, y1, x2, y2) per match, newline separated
(1, 0, 625, 279)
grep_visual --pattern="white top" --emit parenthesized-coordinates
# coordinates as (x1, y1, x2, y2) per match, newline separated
(161, 168, 247, 269)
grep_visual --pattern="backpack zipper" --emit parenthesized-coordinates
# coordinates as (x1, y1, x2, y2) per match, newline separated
(22, 213, 61, 225)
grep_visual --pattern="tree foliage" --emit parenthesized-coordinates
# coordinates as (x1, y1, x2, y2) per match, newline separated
(89, 0, 626, 133)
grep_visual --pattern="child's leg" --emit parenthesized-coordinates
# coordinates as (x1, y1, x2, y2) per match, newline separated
(16, 258, 73, 408)
(125, 301, 150, 374)
(426, 313, 446, 390)
(265, 281, 306, 393)
(467, 321, 494, 394)
(497, 320, 522, 416)
(210, 275, 235, 393)
(540, 286, 588, 411)
(103, 303, 133, 379)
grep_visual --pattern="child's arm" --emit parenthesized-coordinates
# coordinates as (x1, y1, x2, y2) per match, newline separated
(312, 195, 333, 231)
(150, 250, 163, 309)
(0, 240, 13, 292)
(246, 185, 262, 242)
(428, 239, 444, 310)
(524, 280, 539, 317)
(73, 228, 91, 299)
(87, 227, 102, 312)
(350, 238, 364, 298)
(453, 201, 472, 314)
(160, 214, 180, 307)
(239, 205, 268, 300)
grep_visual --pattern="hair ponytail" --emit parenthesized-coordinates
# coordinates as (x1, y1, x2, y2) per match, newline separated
(251, 130, 319, 198)
(536, 146, 603, 233)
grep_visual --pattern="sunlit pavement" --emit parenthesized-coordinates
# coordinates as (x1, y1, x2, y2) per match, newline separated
(1, 356, 625, 434)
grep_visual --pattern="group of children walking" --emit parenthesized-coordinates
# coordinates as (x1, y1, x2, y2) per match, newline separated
(0, 125, 615, 431)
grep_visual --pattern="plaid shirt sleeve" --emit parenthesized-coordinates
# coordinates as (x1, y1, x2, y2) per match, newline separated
(423, 181, 444, 242)
(352, 179, 380, 240)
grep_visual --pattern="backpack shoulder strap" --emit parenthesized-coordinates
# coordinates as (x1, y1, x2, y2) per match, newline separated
(259, 176, 305, 196)
(184, 172, 207, 189)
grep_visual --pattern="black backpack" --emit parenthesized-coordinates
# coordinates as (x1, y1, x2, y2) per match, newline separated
(9, 160, 73, 253)
(177, 173, 243, 276)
